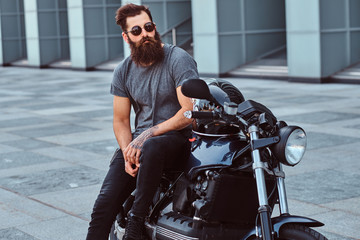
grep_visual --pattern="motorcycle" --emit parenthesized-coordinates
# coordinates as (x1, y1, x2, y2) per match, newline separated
(110, 78, 328, 240)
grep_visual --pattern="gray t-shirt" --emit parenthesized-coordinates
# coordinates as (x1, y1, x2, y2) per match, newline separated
(110, 44, 199, 137)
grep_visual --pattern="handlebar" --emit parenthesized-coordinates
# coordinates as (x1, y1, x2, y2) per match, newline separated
(184, 111, 219, 119)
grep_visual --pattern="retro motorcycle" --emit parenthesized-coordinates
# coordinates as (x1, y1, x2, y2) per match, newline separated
(110, 78, 328, 240)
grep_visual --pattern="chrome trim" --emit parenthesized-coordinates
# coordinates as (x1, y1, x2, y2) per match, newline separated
(249, 125, 269, 206)
(156, 226, 199, 240)
(276, 164, 289, 214)
(192, 130, 246, 139)
(114, 221, 125, 239)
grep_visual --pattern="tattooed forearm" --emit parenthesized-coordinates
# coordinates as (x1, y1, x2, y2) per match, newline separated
(130, 126, 158, 150)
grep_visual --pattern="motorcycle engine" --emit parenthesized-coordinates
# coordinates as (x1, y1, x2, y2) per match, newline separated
(173, 170, 277, 226)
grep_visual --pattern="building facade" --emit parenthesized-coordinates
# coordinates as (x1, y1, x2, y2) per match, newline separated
(0, 0, 359, 83)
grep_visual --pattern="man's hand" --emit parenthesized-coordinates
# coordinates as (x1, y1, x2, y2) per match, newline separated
(123, 126, 158, 177)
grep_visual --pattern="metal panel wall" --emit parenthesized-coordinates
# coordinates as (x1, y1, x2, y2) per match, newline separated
(24, 0, 69, 67)
(83, 0, 123, 68)
(286, 0, 322, 79)
(0, 0, 26, 65)
(193, 0, 286, 76)
(192, 0, 219, 75)
(68, 0, 123, 70)
(287, 0, 360, 80)
(141, 0, 192, 47)
(320, 0, 350, 77)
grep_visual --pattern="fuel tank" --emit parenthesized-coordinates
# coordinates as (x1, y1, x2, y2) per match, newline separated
(185, 131, 248, 175)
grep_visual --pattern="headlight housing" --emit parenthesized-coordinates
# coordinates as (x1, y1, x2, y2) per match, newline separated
(271, 126, 307, 166)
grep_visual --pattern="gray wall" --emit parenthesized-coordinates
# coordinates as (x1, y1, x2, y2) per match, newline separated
(68, 0, 123, 70)
(1, 0, 360, 80)
(24, 0, 69, 67)
(0, 0, 26, 65)
(193, 0, 286, 76)
(219, 0, 286, 73)
(83, 0, 123, 67)
(138, 0, 192, 47)
(320, 0, 360, 77)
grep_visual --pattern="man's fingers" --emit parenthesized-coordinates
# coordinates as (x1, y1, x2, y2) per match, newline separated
(124, 161, 138, 177)
(135, 149, 141, 167)
(126, 147, 136, 164)
(123, 145, 132, 162)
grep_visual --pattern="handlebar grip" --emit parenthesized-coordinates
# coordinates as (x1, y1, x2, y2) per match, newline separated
(184, 111, 218, 119)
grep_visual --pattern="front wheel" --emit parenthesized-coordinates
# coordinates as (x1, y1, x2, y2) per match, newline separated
(277, 224, 328, 240)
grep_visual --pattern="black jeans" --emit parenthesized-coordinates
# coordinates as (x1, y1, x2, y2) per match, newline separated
(86, 130, 190, 240)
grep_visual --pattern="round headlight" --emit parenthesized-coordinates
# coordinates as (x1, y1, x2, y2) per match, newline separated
(285, 128, 307, 165)
(271, 126, 307, 166)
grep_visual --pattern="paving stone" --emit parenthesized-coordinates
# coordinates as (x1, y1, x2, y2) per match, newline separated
(76, 120, 112, 130)
(306, 131, 360, 150)
(272, 199, 331, 217)
(0, 161, 75, 179)
(30, 185, 102, 215)
(0, 151, 58, 169)
(311, 210, 360, 239)
(0, 188, 66, 221)
(0, 117, 50, 129)
(316, 230, 355, 240)
(71, 139, 118, 155)
(9, 124, 96, 138)
(347, 123, 360, 129)
(23, 101, 82, 111)
(0, 203, 38, 229)
(32, 146, 105, 163)
(69, 108, 113, 119)
(2, 139, 59, 150)
(0, 165, 106, 196)
(0, 132, 25, 143)
(1, 66, 360, 240)
(37, 128, 114, 145)
(0, 144, 20, 154)
(17, 215, 88, 240)
(0, 98, 39, 107)
(281, 111, 360, 124)
(322, 196, 360, 216)
(275, 95, 345, 104)
(286, 169, 360, 204)
(32, 105, 109, 116)
(0, 112, 40, 121)
(80, 158, 112, 171)
(0, 228, 40, 240)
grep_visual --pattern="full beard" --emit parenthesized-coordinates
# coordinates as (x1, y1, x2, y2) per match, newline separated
(129, 31, 164, 66)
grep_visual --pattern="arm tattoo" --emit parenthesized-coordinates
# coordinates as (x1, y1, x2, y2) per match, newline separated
(131, 126, 158, 150)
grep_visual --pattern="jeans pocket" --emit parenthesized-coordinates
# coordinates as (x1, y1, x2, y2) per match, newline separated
(109, 148, 121, 166)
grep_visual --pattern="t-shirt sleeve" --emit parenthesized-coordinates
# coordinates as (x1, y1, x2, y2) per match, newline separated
(170, 47, 199, 88)
(110, 59, 129, 98)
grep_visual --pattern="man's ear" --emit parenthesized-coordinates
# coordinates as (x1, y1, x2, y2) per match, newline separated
(122, 32, 129, 44)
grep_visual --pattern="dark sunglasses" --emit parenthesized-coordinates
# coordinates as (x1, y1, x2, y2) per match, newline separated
(125, 22, 156, 36)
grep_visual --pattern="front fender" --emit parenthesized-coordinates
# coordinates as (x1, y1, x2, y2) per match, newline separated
(242, 215, 324, 239)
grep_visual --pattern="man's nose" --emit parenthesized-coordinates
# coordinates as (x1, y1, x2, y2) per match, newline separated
(141, 28, 150, 37)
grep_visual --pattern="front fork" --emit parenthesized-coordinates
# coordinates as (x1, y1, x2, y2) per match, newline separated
(249, 125, 274, 240)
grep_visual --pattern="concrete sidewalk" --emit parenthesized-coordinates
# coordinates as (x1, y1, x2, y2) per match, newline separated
(0, 66, 359, 240)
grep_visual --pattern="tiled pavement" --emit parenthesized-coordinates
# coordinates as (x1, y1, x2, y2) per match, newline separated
(0, 66, 360, 240)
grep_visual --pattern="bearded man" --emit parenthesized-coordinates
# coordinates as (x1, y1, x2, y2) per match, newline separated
(86, 3, 199, 240)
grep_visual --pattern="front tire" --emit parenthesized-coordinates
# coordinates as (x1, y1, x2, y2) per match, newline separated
(278, 224, 328, 240)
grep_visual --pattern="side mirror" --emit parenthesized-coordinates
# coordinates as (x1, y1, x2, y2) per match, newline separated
(181, 79, 213, 101)
(182, 78, 231, 107)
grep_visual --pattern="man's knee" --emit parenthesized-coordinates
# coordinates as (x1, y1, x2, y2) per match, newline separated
(140, 137, 165, 165)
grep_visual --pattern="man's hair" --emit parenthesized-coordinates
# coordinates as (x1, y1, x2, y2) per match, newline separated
(115, 3, 153, 32)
